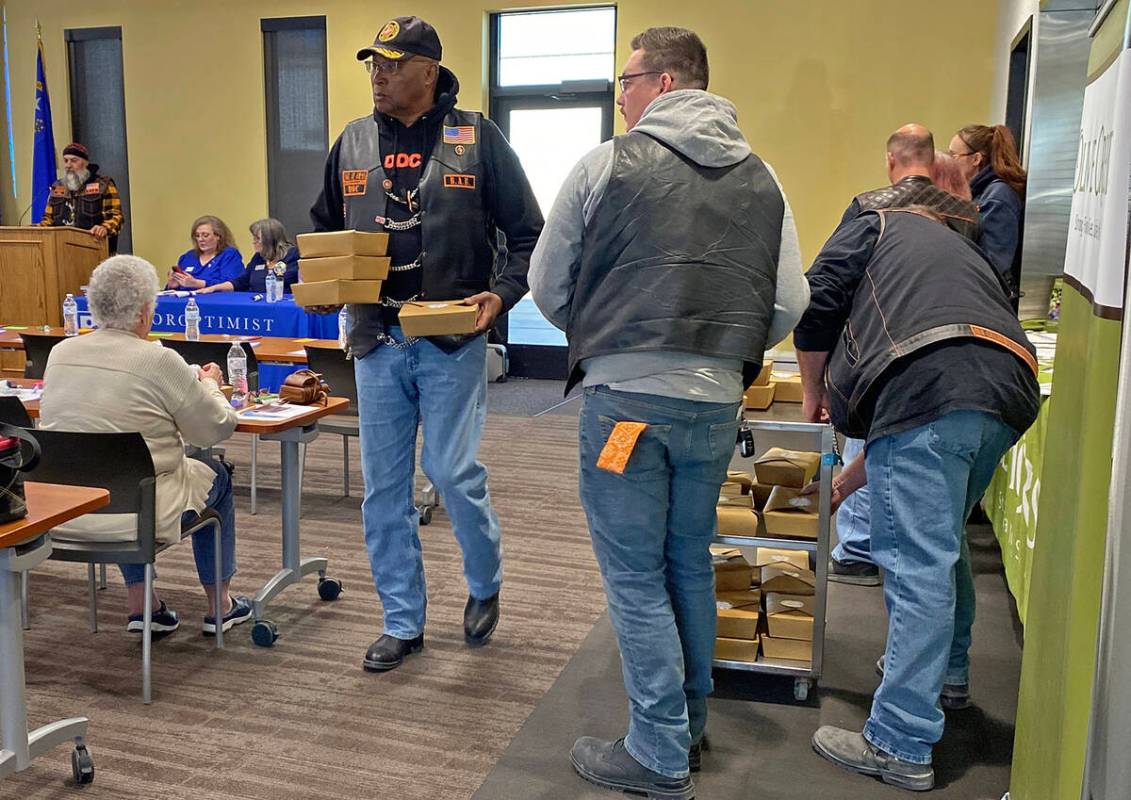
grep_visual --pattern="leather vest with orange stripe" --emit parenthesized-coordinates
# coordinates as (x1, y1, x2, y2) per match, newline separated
(826, 209, 1037, 438)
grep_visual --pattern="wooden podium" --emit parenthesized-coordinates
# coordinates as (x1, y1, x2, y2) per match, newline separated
(0, 227, 107, 327)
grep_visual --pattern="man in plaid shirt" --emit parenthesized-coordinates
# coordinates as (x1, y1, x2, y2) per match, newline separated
(38, 142, 123, 251)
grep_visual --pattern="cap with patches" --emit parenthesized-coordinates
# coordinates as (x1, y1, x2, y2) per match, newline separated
(356, 16, 442, 62)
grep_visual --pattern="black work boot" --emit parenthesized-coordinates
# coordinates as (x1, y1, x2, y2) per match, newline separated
(689, 733, 710, 773)
(463, 592, 499, 647)
(362, 633, 423, 672)
(570, 737, 694, 799)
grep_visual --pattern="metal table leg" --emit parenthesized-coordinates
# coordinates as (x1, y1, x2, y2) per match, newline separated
(0, 535, 93, 784)
(249, 423, 341, 646)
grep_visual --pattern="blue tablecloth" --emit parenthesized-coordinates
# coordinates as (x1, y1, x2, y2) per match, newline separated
(75, 293, 338, 391)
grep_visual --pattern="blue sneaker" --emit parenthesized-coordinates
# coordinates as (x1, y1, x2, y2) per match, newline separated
(127, 600, 180, 634)
(203, 595, 253, 635)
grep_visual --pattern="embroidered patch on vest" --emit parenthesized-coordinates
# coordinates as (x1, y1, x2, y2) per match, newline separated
(443, 174, 477, 190)
(342, 170, 368, 197)
(443, 126, 475, 145)
(82, 183, 101, 196)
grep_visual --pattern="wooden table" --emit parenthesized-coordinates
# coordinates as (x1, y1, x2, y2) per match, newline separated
(232, 397, 349, 646)
(0, 327, 336, 366)
(1, 482, 108, 785)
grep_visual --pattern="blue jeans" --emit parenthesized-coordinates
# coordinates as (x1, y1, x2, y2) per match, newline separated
(354, 327, 501, 639)
(578, 386, 741, 779)
(120, 458, 237, 587)
(832, 436, 873, 565)
(863, 410, 1017, 764)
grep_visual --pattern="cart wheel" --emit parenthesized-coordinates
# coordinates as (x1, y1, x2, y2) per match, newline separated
(318, 577, 343, 601)
(794, 679, 811, 702)
(419, 506, 433, 526)
(251, 619, 279, 647)
(71, 744, 94, 785)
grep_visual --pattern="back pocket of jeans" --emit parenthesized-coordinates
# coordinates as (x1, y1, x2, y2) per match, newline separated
(595, 415, 671, 477)
(708, 419, 741, 463)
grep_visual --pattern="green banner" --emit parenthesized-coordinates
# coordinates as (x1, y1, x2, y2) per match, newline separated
(985, 397, 1048, 624)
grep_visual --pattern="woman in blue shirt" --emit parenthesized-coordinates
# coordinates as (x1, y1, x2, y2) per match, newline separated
(949, 125, 1027, 295)
(167, 215, 244, 289)
(198, 218, 299, 295)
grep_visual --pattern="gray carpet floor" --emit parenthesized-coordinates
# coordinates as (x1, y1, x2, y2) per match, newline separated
(473, 524, 1020, 800)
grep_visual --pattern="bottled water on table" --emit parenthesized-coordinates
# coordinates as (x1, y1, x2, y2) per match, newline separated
(185, 298, 201, 341)
(265, 270, 277, 304)
(227, 342, 248, 406)
(338, 306, 350, 350)
(63, 293, 79, 336)
(273, 266, 285, 302)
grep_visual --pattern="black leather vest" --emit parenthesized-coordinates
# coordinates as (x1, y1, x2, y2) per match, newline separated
(566, 132, 783, 392)
(854, 175, 980, 241)
(827, 210, 1037, 438)
(337, 109, 493, 354)
(46, 175, 111, 231)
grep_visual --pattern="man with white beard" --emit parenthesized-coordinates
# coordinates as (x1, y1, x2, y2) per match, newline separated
(38, 142, 124, 252)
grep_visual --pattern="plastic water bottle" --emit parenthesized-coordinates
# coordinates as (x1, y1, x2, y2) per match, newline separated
(273, 266, 285, 302)
(185, 297, 201, 341)
(338, 306, 349, 350)
(62, 293, 79, 336)
(227, 343, 248, 405)
(265, 270, 278, 304)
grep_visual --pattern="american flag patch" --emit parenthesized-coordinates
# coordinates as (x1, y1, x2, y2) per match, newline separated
(443, 125, 475, 145)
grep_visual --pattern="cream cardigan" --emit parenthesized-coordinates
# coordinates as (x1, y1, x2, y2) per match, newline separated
(39, 328, 238, 544)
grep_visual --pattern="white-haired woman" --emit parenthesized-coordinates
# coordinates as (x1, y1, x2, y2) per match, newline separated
(39, 255, 253, 635)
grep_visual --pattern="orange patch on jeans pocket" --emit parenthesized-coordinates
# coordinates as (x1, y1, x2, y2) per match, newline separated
(597, 421, 648, 474)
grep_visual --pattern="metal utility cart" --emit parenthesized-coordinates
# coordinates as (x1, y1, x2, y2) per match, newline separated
(712, 413, 835, 702)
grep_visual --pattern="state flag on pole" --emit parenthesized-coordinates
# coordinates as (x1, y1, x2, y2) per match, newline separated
(32, 35, 56, 224)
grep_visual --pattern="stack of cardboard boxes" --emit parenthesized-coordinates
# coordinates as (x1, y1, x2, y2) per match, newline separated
(753, 448, 821, 540)
(293, 230, 390, 307)
(711, 545, 815, 667)
(742, 361, 805, 411)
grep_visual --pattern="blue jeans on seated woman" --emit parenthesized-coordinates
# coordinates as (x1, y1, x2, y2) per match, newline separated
(119, 457, 237, 587)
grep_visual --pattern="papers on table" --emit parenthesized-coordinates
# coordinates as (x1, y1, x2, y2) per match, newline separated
(237, 402, 314, 421)
(157, 290, 197, 298)
(0, 384, 41, 402)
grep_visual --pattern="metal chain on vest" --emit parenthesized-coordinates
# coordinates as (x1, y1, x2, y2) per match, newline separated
(382, 214, 421, 232)
(388, 254, 423, 273)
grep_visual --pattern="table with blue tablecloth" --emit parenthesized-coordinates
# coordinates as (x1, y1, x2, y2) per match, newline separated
(74, 293, 338, 391)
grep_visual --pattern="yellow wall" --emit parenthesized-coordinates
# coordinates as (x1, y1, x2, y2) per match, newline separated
(2, 0, 995, 271)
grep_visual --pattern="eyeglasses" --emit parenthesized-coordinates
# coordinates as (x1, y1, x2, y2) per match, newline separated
(617, 71, 662, 91)
(364, 57, 413, 76)
(948, 150, 977, 159)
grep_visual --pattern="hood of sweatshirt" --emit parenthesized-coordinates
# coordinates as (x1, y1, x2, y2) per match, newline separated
(630, 89, 752, 168)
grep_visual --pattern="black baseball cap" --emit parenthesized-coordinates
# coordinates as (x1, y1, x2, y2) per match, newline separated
(356, 16, 442, 62)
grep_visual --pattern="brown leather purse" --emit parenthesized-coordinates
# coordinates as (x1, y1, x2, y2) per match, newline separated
(279, 369, 330, 406)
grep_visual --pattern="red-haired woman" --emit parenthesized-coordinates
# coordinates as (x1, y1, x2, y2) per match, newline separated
(949, 125, 1027, 289)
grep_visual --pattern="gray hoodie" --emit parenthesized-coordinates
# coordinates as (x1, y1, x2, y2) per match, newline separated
(529, 89, 809, 402)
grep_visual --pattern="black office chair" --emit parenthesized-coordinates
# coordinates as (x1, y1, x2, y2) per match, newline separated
(28, 430, 226, 704)
(304, 345, 359, 497)
(0, 395, 33, 427)
(160, 339, 259, 391)
(18, 332, 68, 379)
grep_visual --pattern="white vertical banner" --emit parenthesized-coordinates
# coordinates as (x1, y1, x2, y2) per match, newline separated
(1064, 49, 1131, 317)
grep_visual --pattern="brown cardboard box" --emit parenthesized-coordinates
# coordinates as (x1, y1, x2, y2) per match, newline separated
(296, 230, 389, 258)
(292, 279, 383, 307)
(398, 301, 479, 337)
(760, 635, 811, 664)
(750, 480, 774, 510)
(762, 485, 819, 539)
(753, 448, 820, 488)
(716, 588, 762, 639)
(724, 471, 752, 494)
(760, 563, 816, 595)
(715, 636, 760, 663)
(751, 359, 774, 387)
(770, 371, 804, 403)
(298, 255, 391, 282)
(753, 547, 809, 570)
(743, 383, 775, 410)
(765, 592, 815, 640)
(711, 547, 754, 592)
(716, 505, 759, 538)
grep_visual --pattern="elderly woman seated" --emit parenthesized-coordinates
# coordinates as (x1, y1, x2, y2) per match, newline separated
(40, 255, 252, 635)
